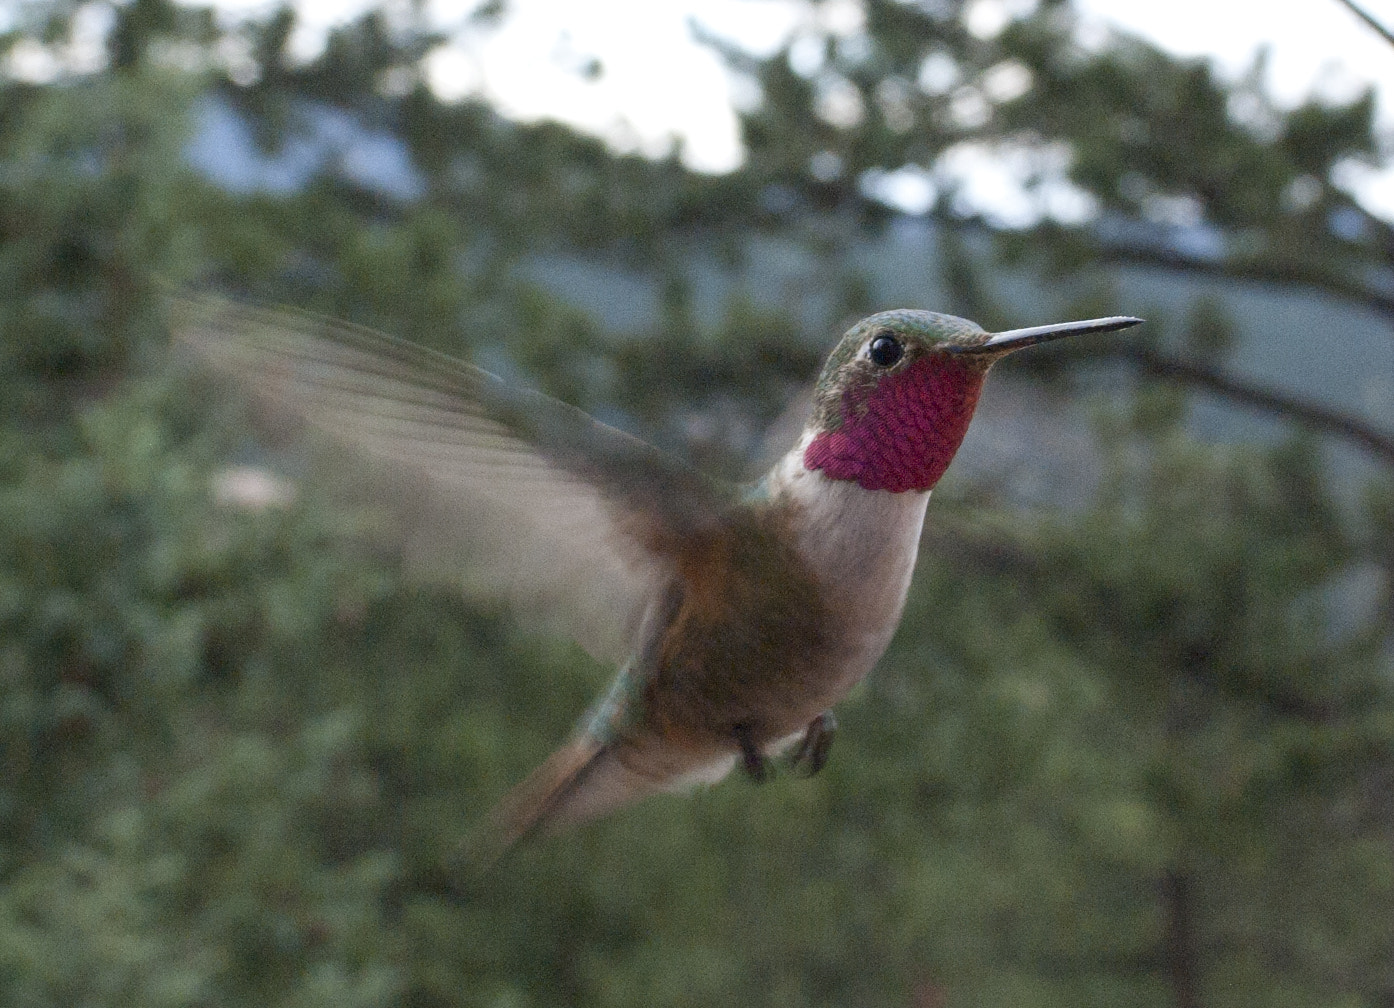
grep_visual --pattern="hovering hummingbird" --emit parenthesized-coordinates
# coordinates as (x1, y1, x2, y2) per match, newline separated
(177, 299, 1140, 858)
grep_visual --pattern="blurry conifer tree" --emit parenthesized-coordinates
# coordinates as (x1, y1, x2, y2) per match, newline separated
(0, 1, 1390, 1005)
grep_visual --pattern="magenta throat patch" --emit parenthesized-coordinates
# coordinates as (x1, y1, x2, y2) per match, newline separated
(803, 355, 986, 493)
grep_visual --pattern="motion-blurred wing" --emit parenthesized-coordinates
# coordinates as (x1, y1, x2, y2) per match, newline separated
(172, 295, 736, 665)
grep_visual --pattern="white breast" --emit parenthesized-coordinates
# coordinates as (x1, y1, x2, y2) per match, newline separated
(767, 430, 931, 694)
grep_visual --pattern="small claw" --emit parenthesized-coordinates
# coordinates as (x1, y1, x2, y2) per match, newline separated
(733, 723, 769, 784)
(788, 711, 836, 777)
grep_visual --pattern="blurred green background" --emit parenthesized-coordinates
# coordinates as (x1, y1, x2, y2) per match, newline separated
(3, 0, 1394, 1004)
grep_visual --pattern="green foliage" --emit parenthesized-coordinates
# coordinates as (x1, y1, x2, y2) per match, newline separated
(1, 1, 1392, 1005)
(907, 432, 1394, 1003)
(0, 70, 199, 413)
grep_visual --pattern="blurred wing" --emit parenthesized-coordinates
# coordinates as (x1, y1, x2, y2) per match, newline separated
(171, 295, 736, 665)
(746, 387, 811, 480)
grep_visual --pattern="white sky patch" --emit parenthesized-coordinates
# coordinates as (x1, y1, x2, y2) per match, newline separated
(861, 165, 938, 215)
(963, 0, 1039, 40)
(205, 0, 801, 174)
(420, 0, 801, 172)
(1333, 157, 1394, 220)
(1074, 0, 1394, 109)
(934, 141, 1097, 227)
(4, 1, 112, 81)
(4, 38, 62, 83)
(1074, 0, 1394, 220)
(190, 0, 1394, 211)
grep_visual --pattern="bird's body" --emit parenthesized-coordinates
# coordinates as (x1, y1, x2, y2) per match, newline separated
(521, 453, 932, 839)
(175, 299, 1139, 857)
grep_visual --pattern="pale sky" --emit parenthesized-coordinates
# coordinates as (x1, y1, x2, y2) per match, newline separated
(205, 0, 1394, 218)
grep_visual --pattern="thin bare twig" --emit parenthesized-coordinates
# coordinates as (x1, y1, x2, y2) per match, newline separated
(1335, 0, 1394, 49)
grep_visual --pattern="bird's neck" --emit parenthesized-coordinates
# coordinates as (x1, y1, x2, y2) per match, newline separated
(763, 432, 931, 676)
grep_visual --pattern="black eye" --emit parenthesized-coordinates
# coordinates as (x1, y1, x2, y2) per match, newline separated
(868, 332, 904, 367)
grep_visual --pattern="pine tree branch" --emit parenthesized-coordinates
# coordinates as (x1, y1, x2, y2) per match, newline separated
(1096, 243, 1394, 326)
(1115, 344, 1394, 467)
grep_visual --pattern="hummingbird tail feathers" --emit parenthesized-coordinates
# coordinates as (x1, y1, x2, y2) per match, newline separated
(473, 734, 661, 864)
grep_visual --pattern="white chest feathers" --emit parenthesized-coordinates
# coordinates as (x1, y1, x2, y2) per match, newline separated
(767, 431, 931, 686)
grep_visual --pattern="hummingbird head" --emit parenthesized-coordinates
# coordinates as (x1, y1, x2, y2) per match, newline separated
(802, 309, 1142, 493)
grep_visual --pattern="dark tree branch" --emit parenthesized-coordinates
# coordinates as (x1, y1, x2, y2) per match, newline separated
(1162, 869, 1202, 1008)
(1335, 0, 1394, 49)
(1097, 243, 1394, 326)
(1114, 345, 1394, 468)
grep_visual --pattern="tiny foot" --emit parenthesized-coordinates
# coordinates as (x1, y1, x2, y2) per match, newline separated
(733, 723, 769, 783)
(788, 711, 836, 777)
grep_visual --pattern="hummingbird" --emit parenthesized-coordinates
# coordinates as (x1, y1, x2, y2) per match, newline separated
(176, 298, 1141, 858)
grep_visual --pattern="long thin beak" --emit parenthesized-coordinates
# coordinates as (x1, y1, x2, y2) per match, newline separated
(950, 315, 1144, 355)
